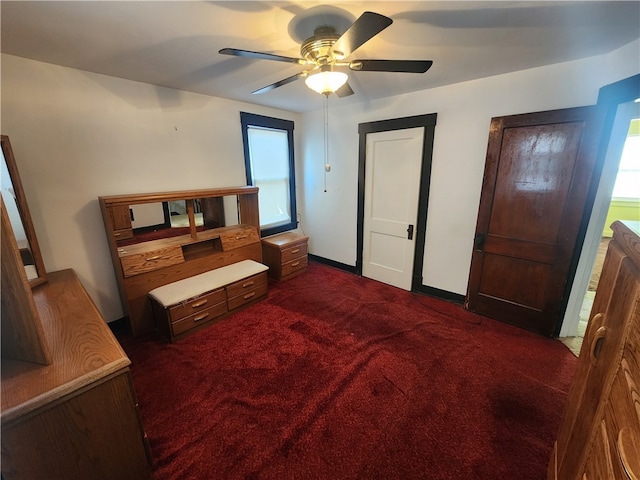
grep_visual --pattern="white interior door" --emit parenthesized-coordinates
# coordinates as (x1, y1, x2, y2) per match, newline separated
(363, 127, 424, 290)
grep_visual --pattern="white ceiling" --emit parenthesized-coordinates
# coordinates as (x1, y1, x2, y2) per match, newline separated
(1, 1, 638, 113)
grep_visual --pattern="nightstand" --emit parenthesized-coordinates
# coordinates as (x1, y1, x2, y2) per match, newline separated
(261, 232, 309, 281)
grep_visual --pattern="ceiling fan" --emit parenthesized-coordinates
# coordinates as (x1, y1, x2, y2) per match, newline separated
(219, 11, 433, 97)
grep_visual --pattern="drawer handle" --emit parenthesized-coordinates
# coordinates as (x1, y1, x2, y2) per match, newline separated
(114, 232, 122, 237)
(193, 313, 210, 322)
(291, 248, 300, 254)
(243, 292, 256, 300)
(587, 312, 604, 338)
(145, 255, 163, 261)
(617, 427, 640, 480)
(291, 261, 300, 267)
(589, 326, 607, 366)
(235, 235, 248, 240)
(191, 299, 208, 308)
(242, 280, 255, 288)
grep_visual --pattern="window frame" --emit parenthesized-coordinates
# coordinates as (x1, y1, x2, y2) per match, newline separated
(240, 112, 297, 237)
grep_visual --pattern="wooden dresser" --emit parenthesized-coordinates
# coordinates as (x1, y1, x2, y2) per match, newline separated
(549, 220, 640, 480)
(261, 231, 309, 281)
(99, 187, 264, 336)
(1, 270, 151, 480)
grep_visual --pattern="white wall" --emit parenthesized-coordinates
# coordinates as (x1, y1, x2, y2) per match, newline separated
(299, 39, 640, 297)
(2, 38, 638, 327)
(0, 53, 300, 322)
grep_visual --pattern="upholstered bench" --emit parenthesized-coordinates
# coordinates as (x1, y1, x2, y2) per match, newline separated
(148, 260, 268, 342)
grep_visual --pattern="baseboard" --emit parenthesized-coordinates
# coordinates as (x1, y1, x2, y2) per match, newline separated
(309, 254, 464, 304)
(308, 254, 357, 274)
(412, 284, 465, 305)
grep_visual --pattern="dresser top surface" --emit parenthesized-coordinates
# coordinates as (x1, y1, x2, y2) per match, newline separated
(262, 231, 308, 248)
(1, 269, 130, 423)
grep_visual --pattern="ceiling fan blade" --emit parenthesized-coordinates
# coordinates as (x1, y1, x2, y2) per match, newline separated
(331, 11, 393, 58)
(219, 48, 305, 65)
(252, 73, 305, 95)
(335, 81, 355, 98)
(349, 59, 433, 73)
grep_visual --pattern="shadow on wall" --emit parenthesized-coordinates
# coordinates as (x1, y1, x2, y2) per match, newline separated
(74, 199, 123, 322)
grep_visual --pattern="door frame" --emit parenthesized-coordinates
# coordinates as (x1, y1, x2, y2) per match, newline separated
(559, 74, 640, 336)
(356, 113, 437, 292)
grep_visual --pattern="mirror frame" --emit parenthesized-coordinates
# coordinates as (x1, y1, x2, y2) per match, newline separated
(1, 135, 47, 287)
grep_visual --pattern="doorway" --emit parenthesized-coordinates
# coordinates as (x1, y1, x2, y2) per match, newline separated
(356, 113, 437, 291)
(560, 99, 640, 354)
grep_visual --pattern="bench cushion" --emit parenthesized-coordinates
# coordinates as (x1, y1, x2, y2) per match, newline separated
(148, 260, 268, 308)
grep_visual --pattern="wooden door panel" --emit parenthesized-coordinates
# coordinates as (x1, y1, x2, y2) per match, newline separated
(467, 106, 603, 336)
(474, 295, 543, 332)
(490, 123, 583, 243)
(478, 254, 551, 309)
(484, 236, 556, 264)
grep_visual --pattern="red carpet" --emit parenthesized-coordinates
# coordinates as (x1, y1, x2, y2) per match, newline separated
(122, 261, 577, 480)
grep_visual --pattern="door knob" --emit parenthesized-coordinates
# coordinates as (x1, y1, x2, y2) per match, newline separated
(407, 224, 414, 240)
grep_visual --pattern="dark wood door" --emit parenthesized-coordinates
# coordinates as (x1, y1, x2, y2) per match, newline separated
(466, 106, 603, 336)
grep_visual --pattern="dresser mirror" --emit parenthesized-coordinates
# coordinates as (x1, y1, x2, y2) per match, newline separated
(116, 195, 240, 247)
(0, 135, 47, 287)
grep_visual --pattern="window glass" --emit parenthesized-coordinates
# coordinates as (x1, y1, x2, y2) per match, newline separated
(612, 118, 640, 199)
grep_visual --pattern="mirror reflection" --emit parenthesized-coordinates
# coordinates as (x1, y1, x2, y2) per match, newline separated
(116, 195, 240, 247)
(1, 137, 45, 284)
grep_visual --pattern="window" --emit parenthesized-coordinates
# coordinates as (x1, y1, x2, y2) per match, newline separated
(240, 112, 297, 237)
(612, 117, 640, 199)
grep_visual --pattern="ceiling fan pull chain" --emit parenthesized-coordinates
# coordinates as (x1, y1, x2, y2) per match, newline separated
(324, 94, 329, 192)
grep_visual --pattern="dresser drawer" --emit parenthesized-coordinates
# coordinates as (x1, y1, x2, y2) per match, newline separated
(120, 246, 184, 277)
(281, 242, 308, 263)
(226, 272, 268, 299)
(282, 256, 308, 278)
(219, 226, 260, 251)
(227, 282, 268, 311)
(171, 302, 228, 336)
(113, 228, 134, 241)
(168, 288, 226, 323)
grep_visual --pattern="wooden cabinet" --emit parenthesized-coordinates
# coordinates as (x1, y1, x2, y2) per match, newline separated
(261, 232, 309, 281)
(106, 204, 134, 240)
(549, 220, 640, 480)
(99, 187, 263, 336)
(1, 270, 151, 480)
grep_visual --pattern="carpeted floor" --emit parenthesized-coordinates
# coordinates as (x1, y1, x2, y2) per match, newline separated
(122, 261, 577, 480)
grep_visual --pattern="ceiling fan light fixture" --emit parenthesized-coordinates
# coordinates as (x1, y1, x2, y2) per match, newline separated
(305, 69, 348, 95)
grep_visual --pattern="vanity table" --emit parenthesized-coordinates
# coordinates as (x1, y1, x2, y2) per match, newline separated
(1, 135, 151, 479)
